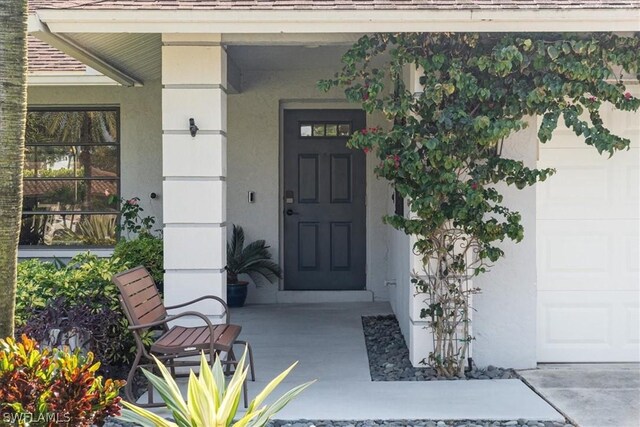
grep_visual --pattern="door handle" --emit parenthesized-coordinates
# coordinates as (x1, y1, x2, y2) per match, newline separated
(285, 209, 300, 216)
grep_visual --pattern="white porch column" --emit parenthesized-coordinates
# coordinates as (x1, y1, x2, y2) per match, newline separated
(161, 34, 227, 315)
(399, 65, 435, 366)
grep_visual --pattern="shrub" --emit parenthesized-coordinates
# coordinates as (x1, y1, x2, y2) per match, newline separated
(0, 335, 124, 427)
(113, 234, 164, 290)
(15, 253, 139, 367)
(17, 296, 124, 375)
(320, 32, 640, 376)
(120, 349, 313, 427)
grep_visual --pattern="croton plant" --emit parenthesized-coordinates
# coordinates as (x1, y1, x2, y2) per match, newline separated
(0, 335, 123, 427)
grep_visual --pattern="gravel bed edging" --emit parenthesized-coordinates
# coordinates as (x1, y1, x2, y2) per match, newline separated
(362, 315, 518, 381)
(268, 420, 574, 427)
(104, 418, 574, 427)
(104, 419, 574, 427)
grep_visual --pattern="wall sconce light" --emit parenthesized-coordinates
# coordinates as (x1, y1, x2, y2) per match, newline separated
(189, 118, 199, 137)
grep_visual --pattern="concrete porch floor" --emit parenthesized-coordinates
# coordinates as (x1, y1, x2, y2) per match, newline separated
(141, 302, 563, 421)
(519, 364, 640, 427)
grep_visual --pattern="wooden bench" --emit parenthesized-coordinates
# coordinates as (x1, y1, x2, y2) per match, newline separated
(112, 266, 255, 407)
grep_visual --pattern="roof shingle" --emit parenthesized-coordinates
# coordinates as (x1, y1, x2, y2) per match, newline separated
(28, 0, 640, 11)
(27, 36, 85, 73)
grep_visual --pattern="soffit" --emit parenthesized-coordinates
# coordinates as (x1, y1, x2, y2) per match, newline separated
(60, 33, 162, 82)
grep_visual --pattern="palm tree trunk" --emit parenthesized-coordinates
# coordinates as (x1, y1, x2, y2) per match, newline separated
(0, 0, 28, 339)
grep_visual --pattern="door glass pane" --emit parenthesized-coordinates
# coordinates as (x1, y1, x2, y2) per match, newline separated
(312, 124, 325, 137)
(326, 124, 338, 136)
(338, 124, 351, 136)
(300, 124, 312, 137)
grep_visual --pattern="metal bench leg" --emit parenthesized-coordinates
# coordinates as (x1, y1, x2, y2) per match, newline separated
(125, 348, 142, 404)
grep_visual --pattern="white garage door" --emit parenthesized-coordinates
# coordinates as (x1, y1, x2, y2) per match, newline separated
(537, 89, 640, 362)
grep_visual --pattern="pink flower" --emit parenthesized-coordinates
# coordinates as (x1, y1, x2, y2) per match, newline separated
(363, 147, 371, 154)
(471, 182, 479, 190)
(127, 198, 138, 205)
(361, 129, 368, 135)
(393, 154, 400, 169)
(624, 92, 633, 100)
(588, 96, 597, 102)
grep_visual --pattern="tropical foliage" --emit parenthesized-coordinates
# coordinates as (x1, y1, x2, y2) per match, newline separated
(116, 196, 158, 238)
(320, 32, 640, 376)
(14, 253, 142, 368)
(113, 195, 164, 289)
(120, 349, 313, 427)
(0, 335, 123, 427)
(113, 234, 164, 289)
(226, 225, 282, 285)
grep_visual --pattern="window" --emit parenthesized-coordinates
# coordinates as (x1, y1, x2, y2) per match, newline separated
(299, 122, 351, 138)
(20, 108, 120, 247)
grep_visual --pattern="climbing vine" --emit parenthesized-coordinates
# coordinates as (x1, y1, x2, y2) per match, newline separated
(320, 32, 640, 376)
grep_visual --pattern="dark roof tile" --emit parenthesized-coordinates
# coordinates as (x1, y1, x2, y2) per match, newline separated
(29, 0, 640, 11)
(27, 36, 86, 73)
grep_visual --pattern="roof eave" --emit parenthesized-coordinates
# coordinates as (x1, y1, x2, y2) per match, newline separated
(32, 8, 640, 33)
(28, 72, 118, 86)
(29, 14, 143, 86)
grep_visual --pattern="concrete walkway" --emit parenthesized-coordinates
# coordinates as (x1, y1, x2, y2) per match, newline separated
(142, 302, 563, 421)
(519, 364, 640, 427)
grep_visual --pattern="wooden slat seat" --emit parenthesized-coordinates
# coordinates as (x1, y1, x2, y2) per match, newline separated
(152, 324, 241, 354)
(112, 266, 255, 408)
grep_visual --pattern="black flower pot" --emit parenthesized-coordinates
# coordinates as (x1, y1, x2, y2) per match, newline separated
(226, 281, 248, 308)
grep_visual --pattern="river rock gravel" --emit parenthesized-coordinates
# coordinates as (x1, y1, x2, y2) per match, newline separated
(269, 421, 573, 427)
(105, 419, 573, 427)
(362, 315, 518, 381)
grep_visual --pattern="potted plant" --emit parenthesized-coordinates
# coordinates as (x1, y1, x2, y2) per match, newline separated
(226, 225, 282, 308)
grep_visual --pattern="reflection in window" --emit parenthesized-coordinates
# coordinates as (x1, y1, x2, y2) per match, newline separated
(338, 124, 351, 136)
(20, 109, 120, 247)
(312, 124, 325, 137)
(300, 122, 352, 138)
(300, 125, 312, 137)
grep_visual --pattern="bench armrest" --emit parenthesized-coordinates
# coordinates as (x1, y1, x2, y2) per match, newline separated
(165, 295, 230, 323)
(127, 310, 215, 331)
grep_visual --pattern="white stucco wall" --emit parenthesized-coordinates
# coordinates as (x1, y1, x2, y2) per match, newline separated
(23, 81, 163, 257)
(227, 67, 390, 303)
(386, 196, 411, 341)
(472, 117, 538, 369)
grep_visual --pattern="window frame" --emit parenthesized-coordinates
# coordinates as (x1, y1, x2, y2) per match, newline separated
(20, 105, 121, 249)
(298, 121, 353, 139)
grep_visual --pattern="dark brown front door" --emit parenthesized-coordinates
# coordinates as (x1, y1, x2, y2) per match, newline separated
(283, 109, 366, 290)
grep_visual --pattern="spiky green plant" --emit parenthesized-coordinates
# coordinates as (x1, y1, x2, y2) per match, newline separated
(226, 225, 281, 285)
(119, 348, 314, 427)
(55, 215, 117, 246)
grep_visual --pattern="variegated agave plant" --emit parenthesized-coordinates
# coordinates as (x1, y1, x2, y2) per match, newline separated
(119, 348, 314, 427)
